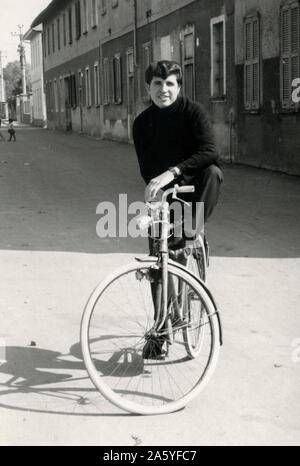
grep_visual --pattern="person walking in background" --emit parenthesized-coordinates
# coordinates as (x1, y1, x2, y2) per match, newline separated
(8, 119, 16, 142)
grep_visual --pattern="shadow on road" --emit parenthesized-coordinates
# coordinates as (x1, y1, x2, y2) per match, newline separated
(0, 345, 137, 417)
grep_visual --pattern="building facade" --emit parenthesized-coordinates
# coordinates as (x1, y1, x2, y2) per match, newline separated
(31, 0, 300, 175)
(235, 0, 300, 175)
(24, 25, 47, 127)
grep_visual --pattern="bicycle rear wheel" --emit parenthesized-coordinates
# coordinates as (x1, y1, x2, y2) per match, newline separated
(186, 235, 207, 282)
(81, 260, 220, 415)
(182, 237, 208, 358)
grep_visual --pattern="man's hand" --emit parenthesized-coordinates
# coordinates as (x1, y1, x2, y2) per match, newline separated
(145, 170, 175, 202)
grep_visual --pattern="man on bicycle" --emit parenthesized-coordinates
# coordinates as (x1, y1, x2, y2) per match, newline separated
(133, 60, 223, 358)
(133, 60, 223, 256)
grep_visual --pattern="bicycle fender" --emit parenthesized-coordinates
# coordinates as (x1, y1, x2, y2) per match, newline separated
(135, 256, 223, 346)
(168, 259, 223, 346)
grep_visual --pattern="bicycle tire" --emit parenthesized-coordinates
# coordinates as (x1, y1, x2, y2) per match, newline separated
(182, 236, 207, 358)
(81, 260, 220, 415)
(186, 235, 207, 282)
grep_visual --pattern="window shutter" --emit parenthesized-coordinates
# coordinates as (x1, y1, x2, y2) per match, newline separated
(142, 43, 152, 100)
(252, 18, 260, 108)
(244, 16, 260, 110)
(245, 64, 252, 104)
(110, 57, 114, 103)
(114, 55, 122, 104)
(182, 27, 195, 100)
(281, 4, 300, 108)
(291, 6, 299, 82)
(245, 21, 252, 61)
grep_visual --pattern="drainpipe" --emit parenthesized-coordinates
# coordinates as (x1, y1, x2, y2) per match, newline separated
(132, 0, 138, 122)
(229, 109, 234, 164)
(133, 0, 138, 68)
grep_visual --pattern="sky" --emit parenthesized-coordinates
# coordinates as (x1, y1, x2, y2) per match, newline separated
(0, 0, 51, 67)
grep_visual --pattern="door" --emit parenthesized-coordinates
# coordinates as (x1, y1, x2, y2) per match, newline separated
(64, 76, 72, 131)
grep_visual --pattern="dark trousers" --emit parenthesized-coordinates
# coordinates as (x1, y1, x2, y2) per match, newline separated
(8, 131, 16, 141)
(148, 164, 223, 329)
(149, 164, 224, 254)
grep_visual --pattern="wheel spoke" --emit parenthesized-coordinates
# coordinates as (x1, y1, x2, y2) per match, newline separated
(81, 262, 219, 414)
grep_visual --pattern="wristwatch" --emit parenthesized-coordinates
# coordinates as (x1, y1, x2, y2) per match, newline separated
(168, 166, 181, 178)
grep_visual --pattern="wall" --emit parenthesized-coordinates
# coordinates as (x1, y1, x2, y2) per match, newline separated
(30, 31, 47, 126)
(134, 0, 237, 160)
(235, 0, 300, 175)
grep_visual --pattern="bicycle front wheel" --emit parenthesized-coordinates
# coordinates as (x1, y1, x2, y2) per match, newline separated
(81, 260, 220, 415)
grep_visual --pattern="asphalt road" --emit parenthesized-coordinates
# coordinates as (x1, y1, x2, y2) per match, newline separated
(0, 127, 299, 446)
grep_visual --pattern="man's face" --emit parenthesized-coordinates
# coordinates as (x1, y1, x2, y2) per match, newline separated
(148, 74, 181, 108)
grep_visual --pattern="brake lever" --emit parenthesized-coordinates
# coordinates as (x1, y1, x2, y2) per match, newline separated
(172, 192, 191, 207)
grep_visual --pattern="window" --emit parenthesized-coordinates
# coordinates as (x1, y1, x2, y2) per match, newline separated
(92, 0, 98, 27)
(63, 13, 67, 46)
(127, 49, 134, 77)
(43, 31, 46, 58)
(46, 82, 50, 109)
(52, 23, 55, 53)
(83, 0, 88, 33)
(59, 77, 64, 111)
(47, 28, 51, 55)
(280, 2, 300, 108)
(94, 62, 100, 106)
(181, 28, 195, 99)
(68, 7, 73, 44)
(103, 57, 110, 104)
(49, 81, 53, 112)
(161, 35, 172, 60)
(78, 70, 83, 105)
(244, 15, 261, 110)
(210, 16, 226, 98)
(75, 1, 81, 39)
(57, 18, 61, 50)
(85, 67, 91, 107)
(53, 79, 58, 112)
(142, 42, 152, 100)
(70, 74, 77, 108)
(112, 54, 122, 104)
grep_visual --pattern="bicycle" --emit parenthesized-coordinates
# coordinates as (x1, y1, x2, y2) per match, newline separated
(81, 184, 222, 415)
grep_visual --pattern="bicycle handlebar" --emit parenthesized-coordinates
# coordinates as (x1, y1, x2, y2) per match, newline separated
(175, 185, 195, 194)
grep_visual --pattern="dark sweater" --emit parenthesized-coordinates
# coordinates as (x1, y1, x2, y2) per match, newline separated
(133, 96, 219, 185)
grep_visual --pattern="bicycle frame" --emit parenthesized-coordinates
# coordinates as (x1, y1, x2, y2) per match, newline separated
(149, 185, 195, 335)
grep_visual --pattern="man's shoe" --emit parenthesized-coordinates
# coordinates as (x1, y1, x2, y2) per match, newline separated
(142, 336, 166, 360)
(169, 247, 188, 266)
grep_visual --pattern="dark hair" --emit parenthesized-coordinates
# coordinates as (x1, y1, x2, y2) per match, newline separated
(145, 60, 183, 86)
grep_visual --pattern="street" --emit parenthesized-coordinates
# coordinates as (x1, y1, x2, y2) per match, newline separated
(0, 127, 300, 446)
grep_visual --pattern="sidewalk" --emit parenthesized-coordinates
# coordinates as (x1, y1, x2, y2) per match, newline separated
(0, 128, 299, 445)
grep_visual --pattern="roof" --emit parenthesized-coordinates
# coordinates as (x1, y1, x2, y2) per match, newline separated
(24, 24, 43, 41)
(31, 0, 63, 28)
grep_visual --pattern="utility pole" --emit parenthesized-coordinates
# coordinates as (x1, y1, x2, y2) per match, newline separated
(12, 25, 27, 95)
(0, 51, 6, 101)
(0, 51, 8, 119)
(11, 25, 27, 123)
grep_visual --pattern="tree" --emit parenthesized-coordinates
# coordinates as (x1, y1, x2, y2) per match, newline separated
(3, 61, 32, 100)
